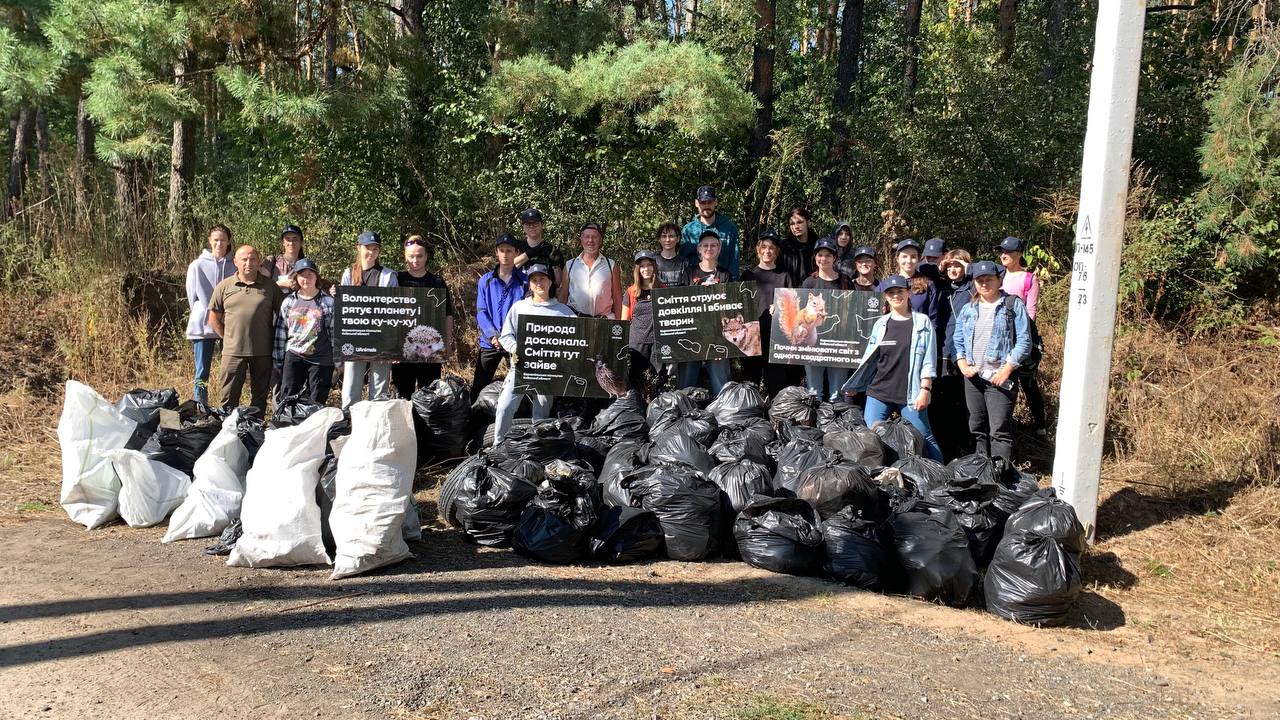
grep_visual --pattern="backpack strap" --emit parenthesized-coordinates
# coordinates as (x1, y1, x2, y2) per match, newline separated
(1003, 295, 1018, 349)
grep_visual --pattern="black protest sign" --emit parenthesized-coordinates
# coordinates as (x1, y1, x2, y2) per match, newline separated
(515, 316, 631, 398)
(768, 288, 881, 368)
(653, 281, 762, 362)
(333, 286, 449, 362)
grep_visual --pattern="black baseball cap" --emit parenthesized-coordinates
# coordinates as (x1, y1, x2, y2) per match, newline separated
(495, 233, 520, 249)
(526, 263, 552, 280)
(357, 230, 381, 246)
(634, 250, 658, 264)
(580, 222, 604, 235)
(291, 258, 319, 276)
(698, 228, 721, 242)
(853, 245, 877, 260)
(696, 185, 717, 202)
(969, 260, 1002, 279)
(997, 236, 1025, 252)
(756, 229, 781, 247)
(281, 224, 303, 240)
(894, 238, 922, 253)
(814, 237, 839, 254)
(519, 208, 543, 224)
(923, 238, 946, 257)
(880, 274, 910, 292)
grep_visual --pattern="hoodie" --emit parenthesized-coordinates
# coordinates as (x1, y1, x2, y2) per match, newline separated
(185, 250, 236, 340)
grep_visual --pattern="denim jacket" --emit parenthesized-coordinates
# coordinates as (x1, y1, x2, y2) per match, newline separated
(844, 311, 936, 402)
(952, 291, 1031, 369)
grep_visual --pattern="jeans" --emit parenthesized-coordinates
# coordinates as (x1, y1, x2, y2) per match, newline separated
(493, 372, 554, 444)
(965, 376, 1016, 461)
(804, 366, 850, 402)
(392, 362, 442, 400)
(470, 346, 508, 402)
(219, 355, 274, 414)
(281, 353, 334, 405)
(192, 339, 218, 406)
(863, 394, 944, 462)
(341, 361, 392, 408)
(678, 360, 730, 395)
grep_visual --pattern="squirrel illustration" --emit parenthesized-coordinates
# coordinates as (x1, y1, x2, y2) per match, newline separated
(776, 289, 826, 346)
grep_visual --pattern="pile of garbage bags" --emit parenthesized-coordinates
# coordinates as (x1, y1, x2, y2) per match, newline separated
(58, 378, 1084, 623)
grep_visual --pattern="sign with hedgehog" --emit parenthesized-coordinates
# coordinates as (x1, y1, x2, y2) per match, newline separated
(333, 286, 449, 362)
(767, 288, 880, 368)
(652, 282, 762, 362)
(515, 316, 631, 398)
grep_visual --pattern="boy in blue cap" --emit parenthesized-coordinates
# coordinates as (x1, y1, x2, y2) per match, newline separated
(471, 234, 528, 401)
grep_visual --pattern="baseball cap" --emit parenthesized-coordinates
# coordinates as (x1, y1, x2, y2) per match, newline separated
(894, 238, 922, 253)
(698, 228, 722, 242)
(281, 224, 303, 240)
(526, 263, 552, 280)
(923, 238, 947, 257)
(814, 237, 839, 254)
(696, 185, 717, 202)
(291, 258, 319, 276)
(853, 245, 877, 260)
(580, 221, 604, 235)
(969, 260, 1002, 279)
(519, 208, 543, 224)
(997, 236, 1025, 252)
(356, 230, 381, 246)
(880, 274, 910, 292)
(634, 250, 658, 264)
(495, 233, 520, 249)
(757, 228, 781, 244)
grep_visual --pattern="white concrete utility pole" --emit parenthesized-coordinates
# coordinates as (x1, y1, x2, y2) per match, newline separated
(1052, 0, 1147, 543)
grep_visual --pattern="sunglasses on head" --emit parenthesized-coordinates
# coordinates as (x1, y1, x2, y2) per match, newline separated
(404, 238, 427, 247)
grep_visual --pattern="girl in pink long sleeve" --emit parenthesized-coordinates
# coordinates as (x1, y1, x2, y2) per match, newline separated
(997, 237, 1048, 436)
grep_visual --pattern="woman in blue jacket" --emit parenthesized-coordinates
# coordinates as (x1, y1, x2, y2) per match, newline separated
(844, 274, 943, 462)
(952, 260, 1032, 463)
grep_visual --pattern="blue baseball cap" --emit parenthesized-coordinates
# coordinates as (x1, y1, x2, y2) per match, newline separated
(923, 238, 947, 257)
(519, 208, 543, 224)
(525, 263, 552, 280)
(879, 274, 911, 292)
(291, 258, 319, 276)
(356, 230, 381, 246)
(281, 224, 303, 240)
(634, 250, 658, 264)
(696, 185, 717, 201)
(756, 228, 781, 244)
(814, 237, 839, 254)
(969, 260, 1002, 279)
(495, 233, 520, 249)
(894, 238, 922, 253)
(853, 245, 877, 260)
(997, 236, 1025, 252)
(698, 228, 722, 242)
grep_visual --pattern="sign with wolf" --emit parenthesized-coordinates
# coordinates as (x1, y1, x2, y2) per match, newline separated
(652, 282, 762, 362)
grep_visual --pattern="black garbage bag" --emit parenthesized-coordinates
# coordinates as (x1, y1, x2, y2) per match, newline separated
(822, 506, 895, 591)
(459, 459, 541, 547)
(774, 422, 825, 445)
(649, 408, 719, 448)
(708, 432, 771, 465)
(889, 503, 979, 607)
(993, 465, 1042, 516)
(793, 457, 880, 520)
(645, 390, 699, 428)
(512, 460, 601, 564)
(873, 418, 925, 462)
(672, 386, 712, 408)
(587, 391, 648, 440)
(817, 400, 865, 432)
(768, 386, 818, 427)
(489, 418, 578, 465)
(946, 453, 1000, 486)
(269, 394, 325, 429)
(649, 431, 717, 475)
(772, 438, 835, 494)
(589, 505, 665, 563)
(116, 388, 180, 450)
(141, 413, 222, 475)
(823, 427, 886, 468)
(894, 455, 952, 498)
(717, 418, 777, 449)
(928, 472, 1005, 567)
(231, 406, 266, 461)
(707, 381, 768, 425)
(316, 454, 339, 556)
(573, 436, 611, 476)
(600, 441, 648, 507)
(203, 517, 242, 556)
(411, 375, 472, 463)
(626, 463, 723, 561)
(708, 459, 774, 513)
(734, 496, 824, 576)
(985, 489, 1086, 626)
(471, 380, 531, 424)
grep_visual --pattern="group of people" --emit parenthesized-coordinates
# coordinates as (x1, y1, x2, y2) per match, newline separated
(184, 185, 1048, 467)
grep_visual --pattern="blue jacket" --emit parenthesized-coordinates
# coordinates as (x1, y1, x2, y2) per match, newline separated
(844, 311, 937, 403)
(680, 213, 741, 280)
(952, 292, 1032, 370)
(942, 279, 973, 362)
(477, 267, 527, 349)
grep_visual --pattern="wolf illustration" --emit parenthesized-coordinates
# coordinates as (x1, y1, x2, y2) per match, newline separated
(721, 314, 762, 355)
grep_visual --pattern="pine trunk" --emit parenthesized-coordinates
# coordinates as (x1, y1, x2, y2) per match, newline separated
(825, 0, 865, 210)
(5, 107, 34, 221)
(747, 0, 777, 232)
(997, 0, 1019, 63)
(903, 0, 923, 110)
(75, 95, 96, 223)
(169, 49, 198, 246)
(34, 109, 51, 199)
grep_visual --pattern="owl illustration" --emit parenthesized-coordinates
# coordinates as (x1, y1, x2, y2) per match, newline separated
(592, 354, 627, 397)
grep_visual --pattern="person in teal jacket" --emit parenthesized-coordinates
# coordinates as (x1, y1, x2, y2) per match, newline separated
(843, 274, 943, 461)
(679, 185, 741, 279)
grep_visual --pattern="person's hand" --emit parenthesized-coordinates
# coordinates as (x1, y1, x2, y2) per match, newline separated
(510, 352, 520, 365)
(991, 366, 1013, 387)
(913, 389, 930, 411)
(959, 361, 979, 379)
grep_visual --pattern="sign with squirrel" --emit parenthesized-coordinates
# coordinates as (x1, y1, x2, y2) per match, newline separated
(768, 287, 879, 368)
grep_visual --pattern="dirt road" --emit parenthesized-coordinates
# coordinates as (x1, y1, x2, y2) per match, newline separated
(0, 513, 1272, 720)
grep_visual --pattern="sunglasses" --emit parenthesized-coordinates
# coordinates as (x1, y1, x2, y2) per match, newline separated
(404, 238, 427, 247)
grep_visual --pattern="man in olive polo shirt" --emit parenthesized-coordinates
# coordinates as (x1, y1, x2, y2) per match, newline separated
(207, 245, 285, 412)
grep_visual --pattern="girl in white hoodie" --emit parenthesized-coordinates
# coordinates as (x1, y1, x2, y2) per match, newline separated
(184, 224, 236, 405)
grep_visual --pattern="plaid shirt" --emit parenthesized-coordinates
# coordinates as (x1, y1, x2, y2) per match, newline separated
(273, 291, 335, 366)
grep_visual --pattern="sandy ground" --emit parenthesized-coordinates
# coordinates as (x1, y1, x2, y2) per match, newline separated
(1, 505, 1276, 720)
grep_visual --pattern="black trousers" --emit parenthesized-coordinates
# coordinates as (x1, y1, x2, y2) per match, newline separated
(281, 353, 334, 405)
(738, 317, 801, 398)
(470, 346, 509, 402)
(930, 369, 973, 461)
(1017, 368, 1048, 430)
(392, 362, 442, 400)
(964, 376, 1016, 462)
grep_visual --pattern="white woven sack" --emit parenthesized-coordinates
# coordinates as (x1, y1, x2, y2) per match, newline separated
(57, 380, 137, 529)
